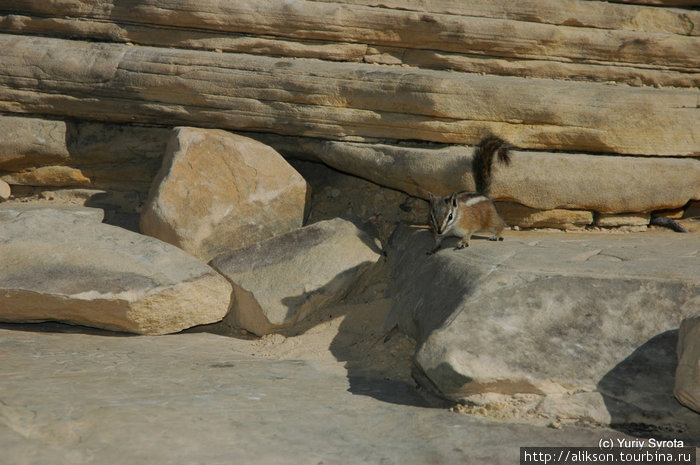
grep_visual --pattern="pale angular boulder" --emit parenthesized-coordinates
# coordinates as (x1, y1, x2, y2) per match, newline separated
(675, 316, 700, 413)
(387, 225, 700, 431)
(141, 127, 309, 261)
(0, 205, 231, 335)
(0, 179, 10, 201)
(210, 218, 382, 336)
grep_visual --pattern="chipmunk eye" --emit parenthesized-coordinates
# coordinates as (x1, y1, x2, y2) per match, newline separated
(447, 213, 453, 221)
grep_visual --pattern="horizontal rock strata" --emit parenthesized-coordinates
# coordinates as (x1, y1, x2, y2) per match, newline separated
(0, 205, 232, 334)
(496, 203, 594, 230)
(0, 1, 697, 230)
(0, 115, 169, 192)
(0, 34, 698, 155)
(5, 0, 699, 90)
(1, 115, 697, 222)
(260, 134, 700, 213)
(4, 1, 699, 74)
(596, 212, 651, 228)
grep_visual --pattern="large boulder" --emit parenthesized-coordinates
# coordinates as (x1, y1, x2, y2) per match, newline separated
(387, 225, 700, 435)
(210, 218, 382, 336)
(0, 205, 231, 335)
(675, 316, 700, 413)
(141, 127, 309, 261)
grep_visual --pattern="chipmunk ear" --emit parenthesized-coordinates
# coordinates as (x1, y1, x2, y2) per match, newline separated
(451, 193, 458, 207)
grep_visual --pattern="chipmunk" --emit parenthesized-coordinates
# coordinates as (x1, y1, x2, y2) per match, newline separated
(427, 136, 511, 254)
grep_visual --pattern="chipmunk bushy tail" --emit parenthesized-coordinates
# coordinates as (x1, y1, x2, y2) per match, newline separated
(472, 135, 511, 195)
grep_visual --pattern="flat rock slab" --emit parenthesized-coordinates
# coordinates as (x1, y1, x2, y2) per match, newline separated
(387, 227, 700, 435)
(0, 203, 105, 223)
(0, 205, 231, 334)
(210, 218, 382, 336)
(0, 326, 643, 465)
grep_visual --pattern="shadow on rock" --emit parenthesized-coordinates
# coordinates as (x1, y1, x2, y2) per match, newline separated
(326, 264, 449, 408)
(0, 321, 136, 337)
(268, 265, 442, 409)
(327, 300, 446, 409)
(597, 330, 700, 445)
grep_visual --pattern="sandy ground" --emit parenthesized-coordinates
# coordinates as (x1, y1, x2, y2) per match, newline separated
(188, 274, 426, 406)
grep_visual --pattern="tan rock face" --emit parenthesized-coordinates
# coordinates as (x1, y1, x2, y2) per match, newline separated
(0, 180, 10, 201)
(496, 203, 593, 229)
(265, 136, 700, 215)
(1, 166, 91, 187)
(0, 115, 71, 169)
(0, 114, 169, 192)
(596, 212, 651, 228)
(0, 2, 697, 225)
(210, 218, 382, 336)
(140, 127, 309, 261)
(0, 205, 232, 335)
(675, 316, 700, 414)
(1, 34, 698, 156)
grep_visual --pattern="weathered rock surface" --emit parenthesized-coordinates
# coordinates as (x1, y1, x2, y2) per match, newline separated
(596, 212, 651, 228)
(496, 203, 593, 229)
(140, 127, 308, 261)
(0, 204, 105, 223)
(291, 159, 430, 243)
(0, 114, 169, 191)
(0, 179, 10, 201)
(210, 218, 382, 336)
(0, 115, 72, 169)
(0, 326, 641, 465)
(1, 34, 698, 156)
(265, 136, 700, 214)
(2, 165, 92, 187)
(4, 1, 699, 89)
(0, 205, 231, 334)
(675, 316, 700, 414)
(4, 1, 699, 80)
(387, 226, 700, 435)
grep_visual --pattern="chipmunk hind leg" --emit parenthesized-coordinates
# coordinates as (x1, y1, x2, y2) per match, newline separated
(488, 218, 506, 242)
